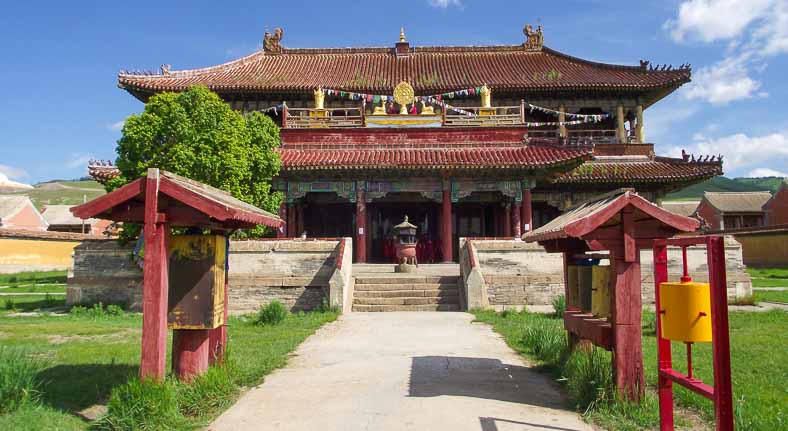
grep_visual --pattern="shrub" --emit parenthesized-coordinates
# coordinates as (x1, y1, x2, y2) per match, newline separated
(70, 302, 126, 318)
(98, 378, 185, 431)
(0, 347, 47, 414)
(552, 295, 566, 317)
(106, 304, 125, 316)
(255, 301, 288, 326)
(4, 298, 15, 311)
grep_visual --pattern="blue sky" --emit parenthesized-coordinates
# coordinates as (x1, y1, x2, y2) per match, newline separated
(1, 0, 787, 184)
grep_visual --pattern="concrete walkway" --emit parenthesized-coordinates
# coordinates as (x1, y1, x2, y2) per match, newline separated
(210, 313, 592, 431)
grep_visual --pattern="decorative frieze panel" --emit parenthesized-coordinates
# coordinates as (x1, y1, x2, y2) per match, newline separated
(453, 179, 523, 202)
(366, 179, 442, 202)
(286, 181, 356, 203)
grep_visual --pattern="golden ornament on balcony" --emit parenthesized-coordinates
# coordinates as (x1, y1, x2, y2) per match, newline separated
(393, 81, 414, 115)
(313, 88, 325, 110)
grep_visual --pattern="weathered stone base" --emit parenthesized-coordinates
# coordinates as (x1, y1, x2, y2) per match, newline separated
(228, 286, 328, 315)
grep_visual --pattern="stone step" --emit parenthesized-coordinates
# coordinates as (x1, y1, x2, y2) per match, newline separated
(353, 296, 458, 306)
(354, 289, 458, 298)
(352, 304, 461, 312)
(354, 276, 460, 285)
(353, 283, 458, 292)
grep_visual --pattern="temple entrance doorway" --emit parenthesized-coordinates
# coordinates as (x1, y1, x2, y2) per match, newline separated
(302, 193, 354, 238)
(368, 193, 441, 263)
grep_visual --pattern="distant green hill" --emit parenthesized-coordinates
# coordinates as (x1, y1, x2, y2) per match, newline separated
(666, 176, 783, 200)
(8, 180, 106, 210)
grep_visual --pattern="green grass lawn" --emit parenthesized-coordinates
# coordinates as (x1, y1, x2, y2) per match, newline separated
(747, 267, 788, 288)
(0, 307, 338, 429)
(473, 309, 787, 431)
(754, 289, 788, 303)
(0, 270, 67, 286)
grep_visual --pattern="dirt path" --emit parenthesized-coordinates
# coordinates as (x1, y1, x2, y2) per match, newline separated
(210, 312, 592, 431)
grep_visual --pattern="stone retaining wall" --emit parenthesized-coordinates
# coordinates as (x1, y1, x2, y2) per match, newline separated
(460, 236, 752, 311)
(67, 238, 350, 314)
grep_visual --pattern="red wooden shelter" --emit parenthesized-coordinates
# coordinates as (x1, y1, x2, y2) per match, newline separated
(71, 168, 281, 381)
(523, 188, 699, 401)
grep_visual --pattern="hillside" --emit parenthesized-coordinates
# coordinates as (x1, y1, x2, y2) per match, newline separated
(7, 180, 106, 210)
(666, 176, 782, 200)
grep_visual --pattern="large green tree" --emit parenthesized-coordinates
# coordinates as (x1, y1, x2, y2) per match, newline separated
(109, 86, 282, 232)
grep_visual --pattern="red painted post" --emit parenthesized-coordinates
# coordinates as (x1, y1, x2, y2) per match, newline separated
(287, 203, 295, 237)
(140, 168, 169, 382)
(503, 202, 512, 237)
(707, 236, 735, 431)
(653, 241, 674, 430)
(512, 201, 522, 238)
(522, 188, 532, 232)
(442, 189, 453, 262)
(172, 329, 210, 382)
(610, 245, 645, 402)
(277, 202, 287, 238)
(355, 190, 367, 263)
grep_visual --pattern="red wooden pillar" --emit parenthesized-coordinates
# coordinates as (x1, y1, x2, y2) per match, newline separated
(503, 202, 512, 237)
(277, 202, 287, 238)
(653, 242, 674, 430)
(610, 208, 645, 402)
(522, 188, 533, 232)
(356, 191, 367, 263)
(441, 189, 453, 262)
(512, 201, 522, 238)
(708, 236, 735, 430)
(140, 169, 170, 382)
(172, 329, 210, 382)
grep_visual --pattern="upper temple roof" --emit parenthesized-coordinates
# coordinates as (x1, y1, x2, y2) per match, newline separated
(118, 37, 691, 103)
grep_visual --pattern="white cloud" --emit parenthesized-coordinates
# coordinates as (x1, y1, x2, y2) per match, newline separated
(108, 120, 125, 132)
(428, 0, 462, 8)
(66, 154, 94, 169)
(748, 167, 788, 177)
(667, 131, 788, 175)
(0, 164, 30, 180)
(682, 56, 763, 105)
(664, 0, 774, 43)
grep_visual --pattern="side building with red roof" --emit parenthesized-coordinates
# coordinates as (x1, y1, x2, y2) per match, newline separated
(95, 24, 722, 262)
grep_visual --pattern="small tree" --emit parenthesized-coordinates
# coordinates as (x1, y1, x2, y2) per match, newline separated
(109, 86, 282, 235)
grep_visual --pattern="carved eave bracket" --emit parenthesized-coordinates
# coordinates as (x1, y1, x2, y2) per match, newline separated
(523, 24, 544, 51)
(263, 27, 285, 54)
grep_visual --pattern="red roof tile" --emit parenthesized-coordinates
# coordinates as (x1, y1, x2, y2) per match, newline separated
(118, 46, 690, 96)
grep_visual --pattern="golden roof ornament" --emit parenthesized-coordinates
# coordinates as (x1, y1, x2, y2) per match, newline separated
(313, 87, 325, 109)
(399, 27, 407, 43)
(480, 84, 492, 108)
(523, 24, 544, 50)
(393, 81, 415, 115)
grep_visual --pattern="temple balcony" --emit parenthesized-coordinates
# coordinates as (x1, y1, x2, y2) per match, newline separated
(281, 105, 640, 144)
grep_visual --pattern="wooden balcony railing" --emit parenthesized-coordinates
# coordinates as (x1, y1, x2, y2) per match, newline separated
(443, 106, 523, 127)
(528, 129, 637, 144)
(284, 107, 363, 128)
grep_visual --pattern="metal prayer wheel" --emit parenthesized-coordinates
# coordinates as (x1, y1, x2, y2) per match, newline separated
(659, 281, 713, 343)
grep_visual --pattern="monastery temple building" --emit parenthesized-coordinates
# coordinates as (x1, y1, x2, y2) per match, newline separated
(94, 25, 722, 263)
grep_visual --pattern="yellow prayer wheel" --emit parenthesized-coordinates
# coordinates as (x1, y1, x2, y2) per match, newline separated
(591, 265, 610, 319)
(567, 265, 579, 308)
(659, 281, 713, 343)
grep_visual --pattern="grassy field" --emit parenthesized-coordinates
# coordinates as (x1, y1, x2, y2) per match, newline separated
(754, 289, 788, 303)
(747, 267, 788, 288)
(0, 304, 338, 429)
(473, 309, 787, 431)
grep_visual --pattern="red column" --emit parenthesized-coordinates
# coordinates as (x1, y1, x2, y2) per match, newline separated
(172, 329, 210, 382)
(140, 169, 169, 381)
(442, 189, 453, 262)
(522, 188, 533, 232)
(708, 236, 735, 431)
(355, 191, 367, 263)
(653, 242, 674, 430)
(503, 203, 512, 237)
(513, 202, 522, 238)
(277, 202, 287, 238)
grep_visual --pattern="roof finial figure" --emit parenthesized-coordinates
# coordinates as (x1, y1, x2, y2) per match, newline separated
(399, 27, 407, 43)
(523, 23, 544, 50)
(264, 27, 284, 54)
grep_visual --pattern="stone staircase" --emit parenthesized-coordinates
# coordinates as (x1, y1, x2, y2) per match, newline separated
(352, 264, 461, 312)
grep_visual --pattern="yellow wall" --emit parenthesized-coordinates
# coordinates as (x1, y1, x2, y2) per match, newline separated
(735, 233, 788, 267)
(0, 238, 80, 269)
